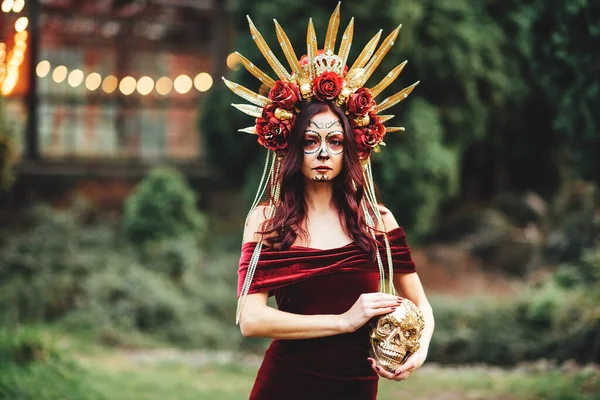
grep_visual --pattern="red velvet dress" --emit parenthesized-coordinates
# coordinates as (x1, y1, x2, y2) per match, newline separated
(237, 227, 416, 400)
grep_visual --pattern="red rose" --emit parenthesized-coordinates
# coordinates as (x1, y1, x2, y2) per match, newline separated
(255, 109, 294, 152)
(352, 113, 385, 152)
(364, 114, 385, 146)
(347, 87, 375, 115)
(268, 81, 300, 109)
(353, 127, 371, 159)
(261, 103, 277, 119)
(312, 71, 344, 101)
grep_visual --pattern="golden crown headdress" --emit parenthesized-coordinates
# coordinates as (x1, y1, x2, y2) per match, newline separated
(223, 2, 419, 160)
(233, 3, 418, 324)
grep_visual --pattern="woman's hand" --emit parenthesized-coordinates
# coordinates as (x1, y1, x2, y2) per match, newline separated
(340, 293, 403, 333)
(367, 348, 428, 381)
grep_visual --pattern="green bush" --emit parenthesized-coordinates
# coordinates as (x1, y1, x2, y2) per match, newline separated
(428, 280, 600, 365)
(0, 201, 118, 325)
(0, 327, 105, 400)
(122, 167, 208, 245)
(0, 200, 262, 351)
(554, 247, 600, 290)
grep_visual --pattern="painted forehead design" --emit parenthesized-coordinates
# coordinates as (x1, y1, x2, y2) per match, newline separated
(307, 119, 342, 130)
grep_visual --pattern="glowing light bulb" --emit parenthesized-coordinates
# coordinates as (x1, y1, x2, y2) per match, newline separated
(173, 74, 192, 94)
(102, 75, 118, 93)
(14, 16, 28, 32)
(36, 60, 51, 78)
(85, 72, 102, 91)
(118, 76, 136, 95)
(67, 69, 84, 87)
(1, 0, 14, 13)
(12, 0, 24, 13)
(136, 76, 154, 95)
(155, 76, 172, 95)
(194, 72, 213, 92)
(14, 31, 27, 43)
(52, 65, 68, 83)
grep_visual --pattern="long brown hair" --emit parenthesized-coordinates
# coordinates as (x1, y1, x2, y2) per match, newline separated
(258, 101, 380, 258)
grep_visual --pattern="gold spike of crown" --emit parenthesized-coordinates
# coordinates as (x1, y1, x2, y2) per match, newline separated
(224, 2, 419, 160)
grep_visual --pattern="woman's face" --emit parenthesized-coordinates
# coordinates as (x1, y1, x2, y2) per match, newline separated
(301, 109, 345, 183)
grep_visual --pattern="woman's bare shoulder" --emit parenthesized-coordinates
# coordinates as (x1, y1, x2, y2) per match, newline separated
(377, 204, 400, 233)
(243, 205, 270, 243)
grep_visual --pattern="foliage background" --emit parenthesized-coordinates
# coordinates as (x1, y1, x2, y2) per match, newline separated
(1, 0, 600, 398)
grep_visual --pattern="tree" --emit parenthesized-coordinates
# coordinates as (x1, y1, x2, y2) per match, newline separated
(200, 0, 600, 237)
(0, 97, 15, 191)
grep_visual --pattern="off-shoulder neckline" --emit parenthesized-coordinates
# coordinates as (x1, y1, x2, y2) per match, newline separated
(242, 226, 404, 252)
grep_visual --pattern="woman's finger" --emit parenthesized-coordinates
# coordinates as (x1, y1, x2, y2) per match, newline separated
(393, 370, 411, 381)
(368, 358, 398, 380)
(372, 299, 403, 309)
(369, 306, 398, 317)
(395, 362, 415, 375)
(376, 293, 403, 302)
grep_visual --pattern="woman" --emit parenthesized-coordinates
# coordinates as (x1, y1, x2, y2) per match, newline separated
(228, 5, 434, 399)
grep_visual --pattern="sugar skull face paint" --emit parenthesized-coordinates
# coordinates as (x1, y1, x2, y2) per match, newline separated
(301, 110, 344, 183)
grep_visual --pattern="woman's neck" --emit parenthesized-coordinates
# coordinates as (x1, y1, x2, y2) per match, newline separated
(304, 179, 336, 214)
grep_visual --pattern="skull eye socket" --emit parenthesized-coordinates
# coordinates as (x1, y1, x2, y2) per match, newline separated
(381, 322, 392, 333)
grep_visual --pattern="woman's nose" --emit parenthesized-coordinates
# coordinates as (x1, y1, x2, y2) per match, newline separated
(317, 146, 330, 159)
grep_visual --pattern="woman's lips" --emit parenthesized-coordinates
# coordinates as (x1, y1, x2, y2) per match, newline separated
(314, 167, 332, 172)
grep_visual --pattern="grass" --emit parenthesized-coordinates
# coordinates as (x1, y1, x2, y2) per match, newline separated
(73, 350, 600, 400)
(3, 327, 599, 400)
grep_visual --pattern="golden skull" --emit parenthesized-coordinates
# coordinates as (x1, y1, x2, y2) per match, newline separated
(369, 298, 424, 372)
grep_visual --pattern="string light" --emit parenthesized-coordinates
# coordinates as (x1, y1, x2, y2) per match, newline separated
(33, 60, 216, 96)
(1, 74, 17, 95)
(173, 74, 192, 94)
(14, 30, 27, 43)
(67, 69, 84, 87)
(101, 75, 118, 93)
(1, 0, 13, 13)
(85, 72, 102, 91)
(0, 0, 27, 95)
(52, 65, 68, 83)
(194, 72, 213, 92)
(118, 76, 136, 95)
(12, 0, 24, 13)
(14, 16, 28, 32)
(155, 76, 172, 95)
(136, 76, 154, 95)
(36, 60, 51, 78)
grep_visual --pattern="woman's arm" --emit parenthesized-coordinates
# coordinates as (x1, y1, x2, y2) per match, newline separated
(238, 206, 401, 339)
(367, 206, 435, 380)
(241, 291, 402, 339)
(378, 205, 435, 350)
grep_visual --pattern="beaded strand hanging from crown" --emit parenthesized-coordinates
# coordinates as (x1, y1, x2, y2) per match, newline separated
(227, 2, 419, 324)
